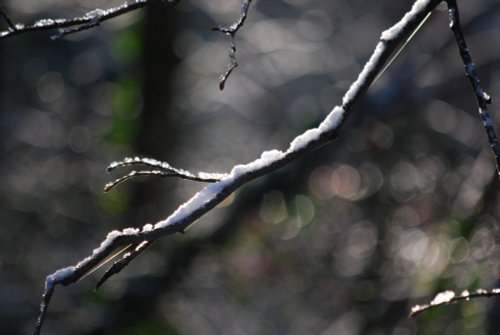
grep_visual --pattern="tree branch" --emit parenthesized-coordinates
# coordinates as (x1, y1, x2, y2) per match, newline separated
(32, 1, 444, 334)
(446, 0, 500, 180)
(104, 156, 227, 192)
(410, 288, 500, 317)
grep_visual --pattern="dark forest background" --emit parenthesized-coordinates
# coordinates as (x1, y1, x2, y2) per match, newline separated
(0, 0, 499, 334)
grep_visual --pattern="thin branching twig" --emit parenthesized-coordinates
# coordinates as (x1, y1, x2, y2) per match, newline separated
(95, 240, 155, 289)
(446, 0, 500, 179)
(0, 0, 180, 40)
(212, 0, 253, 90)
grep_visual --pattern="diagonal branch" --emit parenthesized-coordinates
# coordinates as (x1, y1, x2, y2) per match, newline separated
(104, 157, 227, 192)
(32, 1, 444, 334)
(446, 0, 500, 179)
(0, 0, 180, 40)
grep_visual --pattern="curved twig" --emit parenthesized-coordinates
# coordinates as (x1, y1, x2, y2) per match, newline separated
(212, 0, 253, 90)
(0, 0, 181, 40)
(105, 157, 227, 192)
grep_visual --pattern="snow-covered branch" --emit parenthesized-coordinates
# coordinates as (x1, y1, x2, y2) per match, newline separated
(0, 0, 253, 87)
(410, 288, 500, 317)
(32, 1, 443, 334)
(446, 0, 500, 179)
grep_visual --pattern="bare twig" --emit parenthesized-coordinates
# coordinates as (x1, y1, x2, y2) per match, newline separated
(104, 157, 227, 192)
(410, 288, 500, 317)
(32, 1, 443, 334)
(212, 0, 253, 90)
(446, 0, 499, 179)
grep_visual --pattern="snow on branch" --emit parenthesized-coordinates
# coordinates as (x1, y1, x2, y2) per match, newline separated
(0, 1, 165, 40)
(0, 0, 253, 88)
(410, 288, 500, 317)
(32, 1, 443, 334)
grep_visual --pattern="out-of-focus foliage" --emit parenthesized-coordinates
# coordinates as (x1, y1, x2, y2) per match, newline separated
(0, 0, 499, 334)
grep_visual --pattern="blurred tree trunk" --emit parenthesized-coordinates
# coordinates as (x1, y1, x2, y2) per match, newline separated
(93, 3, 180, 333)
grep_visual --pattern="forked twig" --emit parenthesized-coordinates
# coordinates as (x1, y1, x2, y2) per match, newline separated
(105, 157, 227, 192)
(95, 240, 155, 289)
(212, 0, 253, 90)
(410, 288, 500, 317)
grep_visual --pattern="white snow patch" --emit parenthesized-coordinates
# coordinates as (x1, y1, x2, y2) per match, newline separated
(33, 19, 55, 27)
(288, 106, 345, 152)
(89, 230, 121, 255)
(289, 128, 321, 152)
(319, 106, 344, 130)
(198, 172, 227, 180)
(122, 228, 139, 235)
(155, 181, 226, 229)
(230, 149, 285, 177)
(381, 0, 430, 41)
(85, 8, 106, 23)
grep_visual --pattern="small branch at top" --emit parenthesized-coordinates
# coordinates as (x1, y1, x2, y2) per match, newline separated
(212, 0, 253, 90)
(95, 240, 154, 289)
(0, 0, 180, 40)
(105, 157, 227, 192)
(446, 0, 499, 179)
(410, 288, 500, 317)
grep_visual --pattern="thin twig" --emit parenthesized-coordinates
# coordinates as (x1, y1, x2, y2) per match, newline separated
(410, 288, 500, 317)
(446, 0, 499, 179)
(212, 0, 253, 90)
(104, 157, 227, 192)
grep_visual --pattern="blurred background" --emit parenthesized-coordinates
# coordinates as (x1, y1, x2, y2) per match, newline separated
(0, 0, 499, 334)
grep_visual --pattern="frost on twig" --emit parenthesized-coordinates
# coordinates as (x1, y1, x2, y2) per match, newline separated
(104, 156, 227, 192)
(410, 288, 500, 317)
(32, 1, 444, 334)
(0, 0, 181, 40)
(446, 0, 500, 180)
(212, 0, 253, 90)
